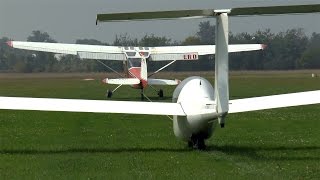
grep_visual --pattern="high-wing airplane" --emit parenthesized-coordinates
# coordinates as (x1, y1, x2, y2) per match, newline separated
(7, 41, 264, 99)
(1, 4, 320, 149)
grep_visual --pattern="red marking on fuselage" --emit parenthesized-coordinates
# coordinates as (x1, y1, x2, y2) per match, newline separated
(128, 67, 148, 89)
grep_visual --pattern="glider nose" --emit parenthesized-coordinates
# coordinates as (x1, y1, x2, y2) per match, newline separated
(6, 41, 13, 47)
(261, 44, 267, 50)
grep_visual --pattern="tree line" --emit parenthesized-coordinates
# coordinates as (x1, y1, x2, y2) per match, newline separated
(0, 21, 319, 73)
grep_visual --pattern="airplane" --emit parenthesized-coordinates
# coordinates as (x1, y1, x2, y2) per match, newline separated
(1, 4, 320, 150)
(6, 41, 264, 100)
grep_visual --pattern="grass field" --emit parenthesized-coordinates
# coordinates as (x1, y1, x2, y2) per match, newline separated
(1, 71, 320, 179)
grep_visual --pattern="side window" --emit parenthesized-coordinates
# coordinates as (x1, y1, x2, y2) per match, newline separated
(128, 58, 141, 68)
(126, 52, 136, 57)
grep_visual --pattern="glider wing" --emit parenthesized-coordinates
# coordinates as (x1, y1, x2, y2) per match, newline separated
(0, 96, 186, 116)
(229, 90, 320, 113)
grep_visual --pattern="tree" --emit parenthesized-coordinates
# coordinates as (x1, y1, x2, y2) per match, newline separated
(139, 34, 172, 46)
(27, 30, 57, 72)
(113, 34, 138, 46)
(181, 36, 201, 45)
(298, 32, 320, 69)
(76, 39, 107, 45)
(27, 30, 56, 43)
(196, 21, 215, 45)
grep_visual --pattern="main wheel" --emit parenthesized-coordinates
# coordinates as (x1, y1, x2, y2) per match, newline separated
(158, 89, 164, 98)
(106, 90, 113, 98)
(190, 135, 206, 150)
(195, 138, 206, 150)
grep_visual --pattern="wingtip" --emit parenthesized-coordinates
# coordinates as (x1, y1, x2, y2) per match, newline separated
(261, 44, 267, 50)
(6, 41, 13, 47)
(102, 78, 108, 84)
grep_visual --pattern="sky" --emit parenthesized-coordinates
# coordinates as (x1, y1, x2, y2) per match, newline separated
(1, 0, 320, 44)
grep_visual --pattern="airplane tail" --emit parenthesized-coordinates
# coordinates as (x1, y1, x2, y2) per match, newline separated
(148, 79, 181, 85)
(102, 78, 140, 85)
(215, 13, 229, 128)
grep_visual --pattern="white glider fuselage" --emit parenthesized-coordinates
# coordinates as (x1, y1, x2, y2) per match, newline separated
(172, 77, 217, 142)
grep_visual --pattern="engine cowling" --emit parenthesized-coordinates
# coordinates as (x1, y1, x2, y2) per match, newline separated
(172, 76, 218, 141)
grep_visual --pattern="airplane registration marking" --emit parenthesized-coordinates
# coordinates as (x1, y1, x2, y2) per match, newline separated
(183, 53, 198, 60)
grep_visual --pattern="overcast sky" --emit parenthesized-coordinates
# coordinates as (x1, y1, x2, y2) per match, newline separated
(1, 0, 319, 43)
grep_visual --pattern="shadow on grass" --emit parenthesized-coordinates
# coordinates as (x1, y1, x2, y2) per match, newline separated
(2, 145, 320, 161)
(111, 96, 172, 102)
(206, 145, 320, 161)
(0, 147, 193, 155)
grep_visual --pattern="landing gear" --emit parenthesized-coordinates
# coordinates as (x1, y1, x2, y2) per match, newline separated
(140, 89, 144, 101)
(158, 89, 164, 98)
(189, 134, 206, 150)
(106, 89, 113, 98)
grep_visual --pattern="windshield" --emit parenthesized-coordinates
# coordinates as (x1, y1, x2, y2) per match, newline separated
(128, 58, 141, 68)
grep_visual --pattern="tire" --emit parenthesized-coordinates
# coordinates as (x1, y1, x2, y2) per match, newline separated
(107, 90, 112, 98)
(158, 89, 164, 98)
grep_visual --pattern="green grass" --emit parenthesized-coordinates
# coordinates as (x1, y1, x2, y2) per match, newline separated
(0, 71, 320, 179)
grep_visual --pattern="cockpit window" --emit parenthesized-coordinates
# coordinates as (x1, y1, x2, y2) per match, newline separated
(126, 52, 136, 57)
(128, 58, 141, 68)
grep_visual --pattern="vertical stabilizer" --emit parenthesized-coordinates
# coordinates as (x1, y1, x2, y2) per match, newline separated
(214, 13, 229, 127)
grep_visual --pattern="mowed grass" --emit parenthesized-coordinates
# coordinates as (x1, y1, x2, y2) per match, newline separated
(1, 71, 320, 179)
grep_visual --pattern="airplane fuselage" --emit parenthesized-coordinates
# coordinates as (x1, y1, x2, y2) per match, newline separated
(128, 67, 147, 89)
(125, 57, 148, 89)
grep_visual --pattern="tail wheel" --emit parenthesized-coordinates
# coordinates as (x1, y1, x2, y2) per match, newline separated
(158, 89, 164, 98)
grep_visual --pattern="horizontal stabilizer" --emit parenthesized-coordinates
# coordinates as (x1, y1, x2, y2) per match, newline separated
(96, 4, 320, 24)
(0, 96, 186, 116)
(102, 78, 140, 85)
(96, 9, 214, 23)
(229, 90, 320, 113)
(229, 4, 320, 16)
(148, 79, 180, 85)
(96, 4, 320, 23)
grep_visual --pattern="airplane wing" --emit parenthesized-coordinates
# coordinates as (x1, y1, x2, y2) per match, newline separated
(229, 90, 320, 113)
(8, 41, 264, 61)
(148, 44, 265, 61)
(7, 41, 126, 61)
(0, 96, 186, 116)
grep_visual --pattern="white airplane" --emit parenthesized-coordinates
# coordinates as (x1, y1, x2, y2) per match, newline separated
(1, 4, 320, 149)
(6, 41, 264, 99)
